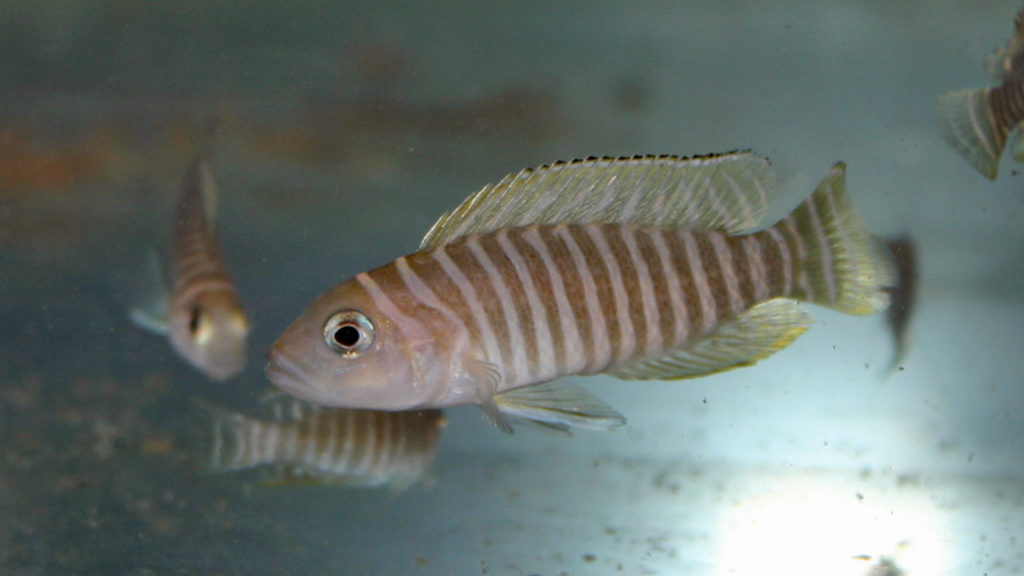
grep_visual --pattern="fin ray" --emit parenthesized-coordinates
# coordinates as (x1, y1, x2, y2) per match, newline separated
(608, 299, 813, 381)
(128, 249, 170, 334)
(421, 151, 773, 249)
(935, 88, 1006, 179)
(491, 380, 626, 432)
(786, 163, 895, 315)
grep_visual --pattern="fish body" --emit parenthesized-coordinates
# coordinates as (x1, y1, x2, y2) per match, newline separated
(936, 7, 1024, 178)
(131, 159, 249, 380)
(191, 397, 446, 489)
(267, 153, 894, 431)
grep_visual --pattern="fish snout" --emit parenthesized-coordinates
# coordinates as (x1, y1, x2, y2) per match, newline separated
(264, 344, 309, 395)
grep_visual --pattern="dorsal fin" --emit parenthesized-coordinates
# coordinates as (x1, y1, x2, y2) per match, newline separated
(420, 151, 773, 249)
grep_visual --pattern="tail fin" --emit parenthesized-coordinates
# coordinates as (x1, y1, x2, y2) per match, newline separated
(882, 236, 918, 372)
(780, 163, 895, 315)
(187, 398, 262, 473)
(935, 88, 1008, 179)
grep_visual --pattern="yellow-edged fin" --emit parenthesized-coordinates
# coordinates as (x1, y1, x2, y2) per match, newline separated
(420, 151, 773, 249)
(935, 88, 1005, 179)
(491, 380, 626, 432)
(1011, 123, 1024, 163)
(608, 299, 813, 381)
(789, 163, 895, 316)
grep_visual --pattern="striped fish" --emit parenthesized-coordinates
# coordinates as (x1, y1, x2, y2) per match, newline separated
(266, 152, 894, 432)
(190, 396, 446, 489)
(130, 158, 249, 380)
(935, 6, 1024, 179)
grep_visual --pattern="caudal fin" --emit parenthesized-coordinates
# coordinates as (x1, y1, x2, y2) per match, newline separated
(780, 163, 895, 315)
(935, 88, 1008, 179)
(187, 399, 262, 473)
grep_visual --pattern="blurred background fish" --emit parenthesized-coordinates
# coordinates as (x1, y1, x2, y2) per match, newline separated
(935, 6, 1024, 179)
(190, 395, 446, 490)
(130, 158, 250, 380)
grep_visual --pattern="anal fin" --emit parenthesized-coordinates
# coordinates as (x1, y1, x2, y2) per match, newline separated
(608, 298, 813, 381)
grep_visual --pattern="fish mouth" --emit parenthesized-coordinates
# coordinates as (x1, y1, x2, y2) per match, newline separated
(264, 347, 317, 402)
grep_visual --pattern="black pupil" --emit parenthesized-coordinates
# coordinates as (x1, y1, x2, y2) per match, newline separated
(189, 306, 202, 335)
(334, 324, 361, 348)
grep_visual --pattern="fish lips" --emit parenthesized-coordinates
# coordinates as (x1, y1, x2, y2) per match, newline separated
(264, 346, 327, 405)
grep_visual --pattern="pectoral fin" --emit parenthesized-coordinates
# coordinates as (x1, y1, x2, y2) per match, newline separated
(466, 359, 516, 434)
(128, 248, 170, 334)
(490, 380, 626, 432)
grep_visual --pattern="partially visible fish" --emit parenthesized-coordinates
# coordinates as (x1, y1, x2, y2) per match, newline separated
(883, 237, 918, 372)
(266, 152, 895, 432)
(131, 159, 249, 380)
(936, 6, 1024, 178)
(190, 396, 446, 490)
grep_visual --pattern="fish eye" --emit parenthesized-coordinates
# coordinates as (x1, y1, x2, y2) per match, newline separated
(323, 310, 375, 357)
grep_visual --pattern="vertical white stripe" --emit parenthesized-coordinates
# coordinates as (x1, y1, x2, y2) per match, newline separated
(709, 232, 744, 315)
(765, 228, 792, 296)
(247, 418, 263, 467)
(500, 229, 559, 378)
(369, 413, 385, 477)
(285, 407, 305, 464)
(210, 414, 225, 469)
(741, 235, 770, 301)
(584, 225, 635, 365)
(375, 414, 394, 477)
(356, 413, 376, 474)
(431, 247, 505, 374)
(269, 422, 289, 466)
(355, 271, 434, 356)
(394, 256, 472, 358)
(650, 230, 691, 347)
(803, 194, 837, 303)
(303, 412, 320, 464)
(337, 409, 356, 473)
(321, 410, 339, 469)
(781, 216, 813, 299)
(622, 228, 663, 357)
(554, 226, 611, 373)
(681, 231, 717, 334)
(822, 185, 859, 292)
(466, 236, 527, 383)
(229, 419, 246, 468)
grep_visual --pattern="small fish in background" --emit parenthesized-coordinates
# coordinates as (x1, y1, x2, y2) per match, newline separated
(131, 158, 249, 380)
(935, 6, 1024, 179)
(883, 237, 918, 373)
(267, 152, 895, 432)
(189, 396, 446, 490)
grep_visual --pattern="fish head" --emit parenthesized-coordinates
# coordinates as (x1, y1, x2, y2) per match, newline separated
(266, 278, 445, 410)
(170, 291, 249, 380)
